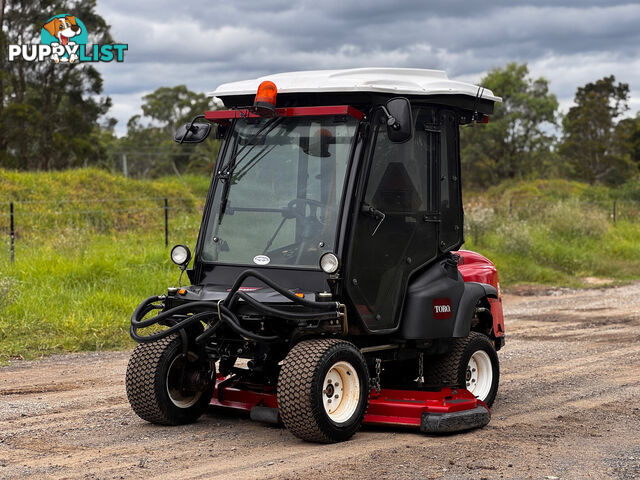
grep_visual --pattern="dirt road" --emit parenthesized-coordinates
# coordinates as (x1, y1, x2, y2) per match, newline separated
(1, 284, 639, 479)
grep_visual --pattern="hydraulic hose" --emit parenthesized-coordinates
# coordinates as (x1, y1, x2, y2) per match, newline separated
(131, 299, 282, 344)
(234, 291, 338, 321)
(225, 269, 338, 311)
(130, 269, 341, 344)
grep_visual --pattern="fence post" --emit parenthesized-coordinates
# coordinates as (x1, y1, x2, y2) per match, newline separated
(612, 200, 617, 224)
(10, 202, 15, 263)
(164, 197, 169, 248)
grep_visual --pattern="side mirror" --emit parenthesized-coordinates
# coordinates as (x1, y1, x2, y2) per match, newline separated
(174, 122, 212, 144)
(385, 97, 413, 143)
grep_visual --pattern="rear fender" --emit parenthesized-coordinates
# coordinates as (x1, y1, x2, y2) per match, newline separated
(453, 282, 497, 337)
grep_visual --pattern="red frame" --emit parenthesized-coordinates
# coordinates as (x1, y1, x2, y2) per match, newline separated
(204, 105, 365, 123)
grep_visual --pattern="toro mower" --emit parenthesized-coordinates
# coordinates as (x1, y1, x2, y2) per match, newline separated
(126, 68, 505, 443)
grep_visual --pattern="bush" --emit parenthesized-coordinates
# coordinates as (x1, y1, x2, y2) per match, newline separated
(467, 179, 640, 287)
(496, 221, 533, 255)
(544, 198, 610, 239)
(464, 202, 495, 244)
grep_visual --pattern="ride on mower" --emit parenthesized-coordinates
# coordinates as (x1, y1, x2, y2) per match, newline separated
(126, 68, 505, 443)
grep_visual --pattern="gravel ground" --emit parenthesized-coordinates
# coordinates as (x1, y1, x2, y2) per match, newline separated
(1, 284, 639, 479)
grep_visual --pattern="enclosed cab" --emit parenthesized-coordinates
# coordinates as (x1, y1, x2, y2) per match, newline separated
(126, 68, 505, 443)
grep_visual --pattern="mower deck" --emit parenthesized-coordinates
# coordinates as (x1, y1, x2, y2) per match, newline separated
(210, 376, 490, 434)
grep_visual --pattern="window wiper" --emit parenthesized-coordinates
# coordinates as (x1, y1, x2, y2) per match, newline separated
(216, 117, 283, 225)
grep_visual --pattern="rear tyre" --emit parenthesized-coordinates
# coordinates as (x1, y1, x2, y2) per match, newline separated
(425, 331, 499, 407)
(126, 334, 215, 425)
(277, 338, 369, 443)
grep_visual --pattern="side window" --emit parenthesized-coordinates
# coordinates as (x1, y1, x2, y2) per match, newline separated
(439, 111, 462, 250)
(365, 127, 427, 213)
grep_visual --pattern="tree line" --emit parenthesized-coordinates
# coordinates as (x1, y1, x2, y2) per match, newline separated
(1, 1, 639, 185)
(0, 0, 217, 178)
(461, 63, 640, 188)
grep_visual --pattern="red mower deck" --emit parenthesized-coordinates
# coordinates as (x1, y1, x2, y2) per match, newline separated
(210, 377, 490, 434)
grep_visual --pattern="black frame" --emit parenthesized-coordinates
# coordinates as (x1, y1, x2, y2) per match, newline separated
(189, 114, 365, 291)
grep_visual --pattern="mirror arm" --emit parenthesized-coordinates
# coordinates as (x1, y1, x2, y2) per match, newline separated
(378, 105, 400, 131)
(179, 114, 206, 144)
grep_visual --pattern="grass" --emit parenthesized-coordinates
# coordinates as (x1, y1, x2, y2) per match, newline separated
(0, 168, 205, 364)
(464, 178, 640, 287)
(1, 171, 640, 363)
(0, 234, 173, 359)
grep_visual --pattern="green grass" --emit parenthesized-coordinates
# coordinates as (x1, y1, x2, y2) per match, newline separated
(0, 168, 206, 363)
(0, 234, 176, 360)
(1, 171, 640, 363)
(465, 179, 640, 288)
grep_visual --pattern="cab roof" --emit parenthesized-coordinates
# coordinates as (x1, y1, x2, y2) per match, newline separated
(208, 68, 501, 103)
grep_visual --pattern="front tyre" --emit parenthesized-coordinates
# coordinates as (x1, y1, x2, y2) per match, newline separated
(426, 331, 500, 407)
(277, 339, 369, 443)
(125, 334, 215, 425)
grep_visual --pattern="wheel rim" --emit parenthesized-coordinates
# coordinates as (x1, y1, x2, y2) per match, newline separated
(466, 350, 493, 402)
(166, 355, 202, 408)
(322, 361, 360, 424)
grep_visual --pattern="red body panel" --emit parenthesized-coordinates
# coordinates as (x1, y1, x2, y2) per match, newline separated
(204, 105, 365, 122)
(456, 249, 505, 337)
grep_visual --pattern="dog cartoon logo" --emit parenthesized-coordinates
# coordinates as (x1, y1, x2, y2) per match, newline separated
(41, 14, 88, 63)
(9, 14, 126, 64)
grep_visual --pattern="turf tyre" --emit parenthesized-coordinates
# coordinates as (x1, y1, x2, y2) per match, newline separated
(277, 338, 369, 443)
(125, 334, 214, 425)
(425, 331, 499, 407)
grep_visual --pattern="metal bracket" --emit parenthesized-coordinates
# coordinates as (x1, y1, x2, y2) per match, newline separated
(338, 303, 349, 335)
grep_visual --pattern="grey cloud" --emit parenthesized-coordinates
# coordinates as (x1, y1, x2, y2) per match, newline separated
(92, 0, 640, 134)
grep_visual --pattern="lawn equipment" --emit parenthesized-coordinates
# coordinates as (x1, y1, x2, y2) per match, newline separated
(125, 68, 505, 443)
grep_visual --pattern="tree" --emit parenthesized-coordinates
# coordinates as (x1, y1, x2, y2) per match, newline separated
(460, 63, 558, 188)
(559, 75, 635, 184)
(612, 113, 640, 171)
(108, 86, 217, 178)
(0, 0, 112, 170)
(141, 86, 211, 133)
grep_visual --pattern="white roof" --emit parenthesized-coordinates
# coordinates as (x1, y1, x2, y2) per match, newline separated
(209, 68, 501, 103)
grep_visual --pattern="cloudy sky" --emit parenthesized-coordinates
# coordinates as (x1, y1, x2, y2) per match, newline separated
(94, 0, 640, 136)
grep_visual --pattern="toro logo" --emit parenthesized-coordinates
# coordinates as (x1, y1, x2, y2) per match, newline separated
(433, 298, 452, 320)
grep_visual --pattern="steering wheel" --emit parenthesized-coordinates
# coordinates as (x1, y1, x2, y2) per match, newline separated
(284, 197, 325, 222)
(263, 198, 326, 257)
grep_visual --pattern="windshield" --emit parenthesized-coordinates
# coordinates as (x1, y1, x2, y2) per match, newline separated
(201, 115, 358, 268)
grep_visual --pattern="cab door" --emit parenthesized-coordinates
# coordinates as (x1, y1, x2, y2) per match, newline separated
(345, 107, 440, 332)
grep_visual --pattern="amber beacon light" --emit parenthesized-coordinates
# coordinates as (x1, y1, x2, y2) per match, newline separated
(253, 81, 278, 115)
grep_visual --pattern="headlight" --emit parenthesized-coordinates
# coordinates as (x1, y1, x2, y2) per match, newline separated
(171, 244, 191, 267)
(319, 252, 339, 274)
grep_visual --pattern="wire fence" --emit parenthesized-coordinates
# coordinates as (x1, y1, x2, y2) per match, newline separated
(0, 196, 204, 263)
(3, 194, 639, 263)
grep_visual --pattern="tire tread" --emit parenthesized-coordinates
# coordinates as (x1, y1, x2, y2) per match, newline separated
(125, 335, 182, 425)
(277, 338, 366, 443)
(425, 331, 499, 407)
